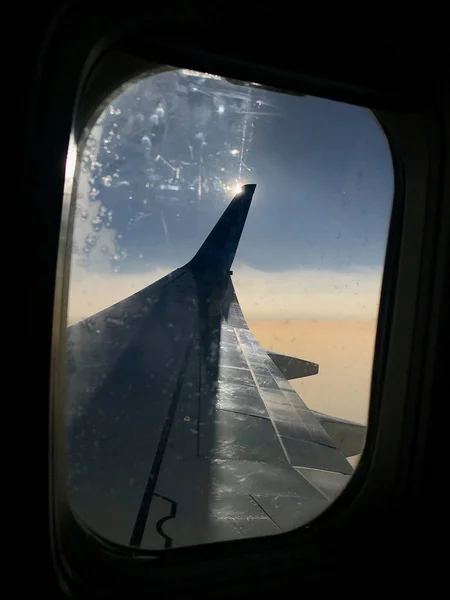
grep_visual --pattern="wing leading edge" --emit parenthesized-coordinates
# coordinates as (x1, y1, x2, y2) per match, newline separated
(67, 183, 360, 550)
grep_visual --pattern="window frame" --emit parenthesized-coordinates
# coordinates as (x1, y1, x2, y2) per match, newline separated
(46, 9, 447, 595)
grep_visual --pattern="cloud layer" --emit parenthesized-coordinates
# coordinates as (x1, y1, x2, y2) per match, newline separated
(68, 262, 382, 325)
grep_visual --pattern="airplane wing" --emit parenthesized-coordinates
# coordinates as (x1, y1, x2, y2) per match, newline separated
(67, 184, 362, 551)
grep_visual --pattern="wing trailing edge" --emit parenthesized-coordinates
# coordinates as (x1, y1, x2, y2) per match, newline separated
(311, 411, 367, 457)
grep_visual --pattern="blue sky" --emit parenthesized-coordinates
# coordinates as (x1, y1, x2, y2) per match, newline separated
(69, 70, 394, 322)
(236, 94, 393, 271)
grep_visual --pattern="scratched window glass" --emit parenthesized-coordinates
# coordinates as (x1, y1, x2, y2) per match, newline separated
(66, 69, 394, 550)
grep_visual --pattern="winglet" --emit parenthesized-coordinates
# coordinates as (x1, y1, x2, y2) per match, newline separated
(189, 184, 256, 278)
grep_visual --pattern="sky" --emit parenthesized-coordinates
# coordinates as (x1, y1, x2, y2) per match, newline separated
(69, 68, 394, 324)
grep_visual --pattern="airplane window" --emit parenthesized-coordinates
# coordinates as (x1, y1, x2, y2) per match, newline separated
(66, 68, 393, 550)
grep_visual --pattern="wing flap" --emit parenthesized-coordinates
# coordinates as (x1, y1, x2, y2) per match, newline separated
(311, 411, 367, 457)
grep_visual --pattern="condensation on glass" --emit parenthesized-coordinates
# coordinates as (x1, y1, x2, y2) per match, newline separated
(66, 67, 394, 550)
